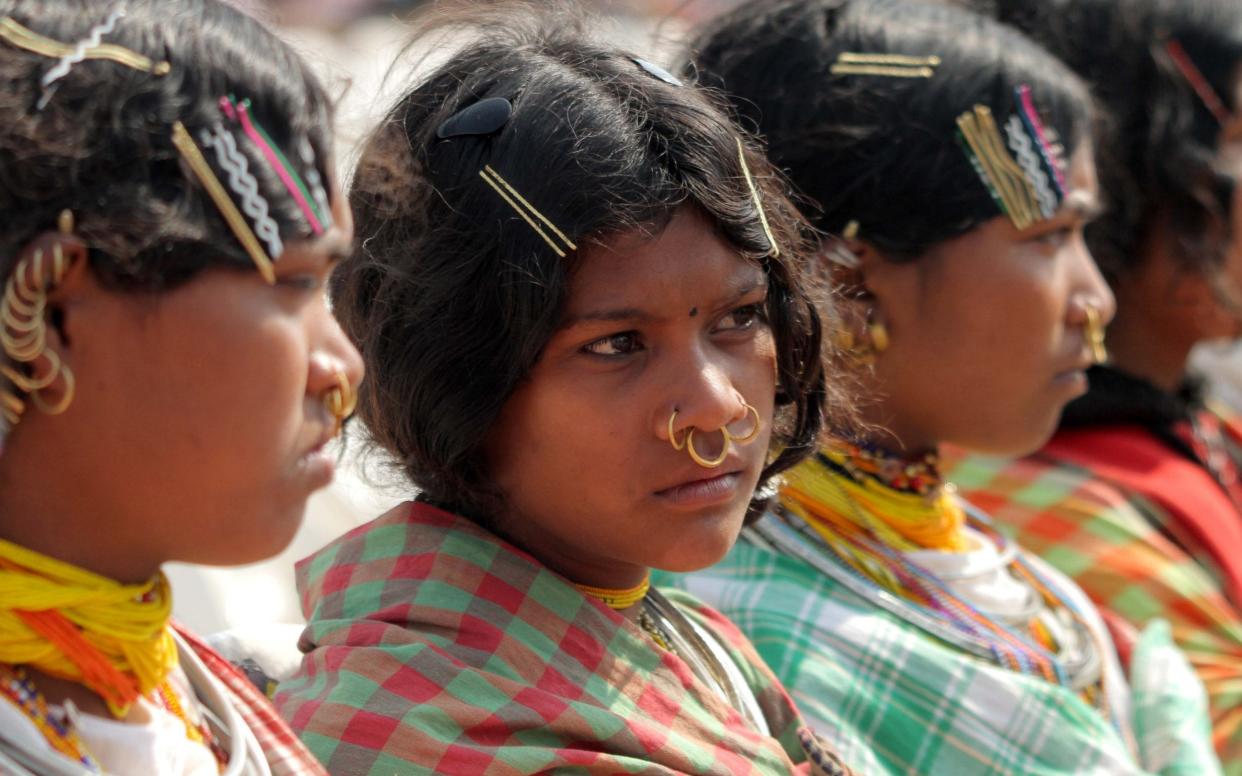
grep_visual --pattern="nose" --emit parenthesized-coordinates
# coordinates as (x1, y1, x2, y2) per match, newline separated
(656, 353, 751, 449)
(308, 302, 365, 405)
(1066, 238, 1116, 328)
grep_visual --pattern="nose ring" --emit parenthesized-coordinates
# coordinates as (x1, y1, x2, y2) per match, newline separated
(324, 371, 357, 435)
(668, 402, 763, 469)
(1084, 304, 1108, 364)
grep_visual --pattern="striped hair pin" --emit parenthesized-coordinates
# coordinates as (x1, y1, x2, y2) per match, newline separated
(0, 3, 170, 111)
(220, 95, 333, 235)
(1165, 39, 1232, 126)
(172, 121, 279, 284)
(831, 51, 941, 79)
(956, 87, 1069, 230)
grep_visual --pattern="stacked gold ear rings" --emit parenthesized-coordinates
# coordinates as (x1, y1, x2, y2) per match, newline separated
(324, 371, 357, 437)
(836, 309, 889, 366)
(1, 210, 77, 427)
(668, 402, 762, 469)
(1084, 304, 1108, 364)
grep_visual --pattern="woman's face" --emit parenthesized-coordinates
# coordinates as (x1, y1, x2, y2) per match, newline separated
(485, 208, 779, 588)
(860, 144, 1113, 456)
(7, 192, 364, 576)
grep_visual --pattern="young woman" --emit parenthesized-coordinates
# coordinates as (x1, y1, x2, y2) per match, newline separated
(272, 8, 856, 775)
(664, 0, 1220, 773)
(0, 0, 363, 773)
(949, 0, 1242, 770)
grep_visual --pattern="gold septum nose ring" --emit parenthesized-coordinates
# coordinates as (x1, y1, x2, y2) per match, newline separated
(323, 371, 357, 437)
(668, 402, 762, 469)
(1084, 303, 1108, 364)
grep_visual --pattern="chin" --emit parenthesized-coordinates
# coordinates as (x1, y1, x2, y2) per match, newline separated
(646, 510, 744, 573)
(965, 416, 1061, 459)
(183, 502, 308, 568)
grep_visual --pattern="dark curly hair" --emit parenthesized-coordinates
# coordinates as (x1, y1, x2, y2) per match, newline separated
(683, 0, 1094, 262)
(332, 4, 833, 523)
(963, 0, 1242, 281)
(0, 0, 336, 292)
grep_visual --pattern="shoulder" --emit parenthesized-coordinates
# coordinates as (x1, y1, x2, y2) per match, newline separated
(948, 450, 1159, 549)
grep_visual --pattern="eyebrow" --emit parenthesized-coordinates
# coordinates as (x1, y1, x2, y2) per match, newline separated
(559, 273, 768, 330)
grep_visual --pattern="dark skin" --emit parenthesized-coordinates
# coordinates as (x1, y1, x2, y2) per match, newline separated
(842, 145, 1114, 458)
(1105, 74, 1242, 392)
(486, 208, 778, 622)
(0, 192, 363, 718)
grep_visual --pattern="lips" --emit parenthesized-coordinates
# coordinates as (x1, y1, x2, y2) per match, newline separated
(296, 427, 338, 487)
(654, 469, 746, 509)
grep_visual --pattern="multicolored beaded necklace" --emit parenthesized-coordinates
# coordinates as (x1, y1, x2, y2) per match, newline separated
(0, 664, 100, 771)
(780, 445, 1108, 713)
(0, 663, 227, 772)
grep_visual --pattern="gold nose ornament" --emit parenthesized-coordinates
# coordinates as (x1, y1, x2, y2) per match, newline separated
(324, 371, 357, 436)
(668, 403, 762, 469)
(1084, 304, 1108, 364)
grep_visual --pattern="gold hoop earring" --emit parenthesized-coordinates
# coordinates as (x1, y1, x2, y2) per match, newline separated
(686, 428, 731, 469)
(1, 390, 25, 426)
(729, 403, 762, 445)
(30, 362, 73, 416)
(1, 349, 62, 393)
(667, 409, 686, 451)
(1084, 304, 1108, 364)
(868, 315, 890, 354)
(324, 371, 357, 434)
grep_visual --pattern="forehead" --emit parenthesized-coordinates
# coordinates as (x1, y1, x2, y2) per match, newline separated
(562, 208, 765, 316)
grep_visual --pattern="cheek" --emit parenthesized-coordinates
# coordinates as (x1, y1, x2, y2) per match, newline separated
(127, 312, 308, 477)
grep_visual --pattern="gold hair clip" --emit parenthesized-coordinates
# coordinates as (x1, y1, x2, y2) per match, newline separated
(478, 165, 577, 258)
(171, 121, 276, 284)
(736, 137, 780, 258)
(831, 52, 940, 79)
(956, 105, 1041, 230)
(0, 16, 169, 76)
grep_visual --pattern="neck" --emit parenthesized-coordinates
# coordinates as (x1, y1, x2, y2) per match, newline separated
(0, 450, 160, 585)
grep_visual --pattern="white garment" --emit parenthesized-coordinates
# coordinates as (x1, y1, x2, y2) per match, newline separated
(0, 632, 273, 776)
(904, 526, 1131, 713)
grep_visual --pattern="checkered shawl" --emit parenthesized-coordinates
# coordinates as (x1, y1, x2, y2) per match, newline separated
(274, 502, 847, 775)
(663, 522, 1221, 776)
(950, 445, 1242, 774)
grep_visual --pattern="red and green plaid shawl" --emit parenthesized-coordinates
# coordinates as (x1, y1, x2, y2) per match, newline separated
(949, 434, 1242, 775)
(274, 502, 846, 775)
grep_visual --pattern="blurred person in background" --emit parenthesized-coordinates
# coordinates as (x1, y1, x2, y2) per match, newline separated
(664, 0, 1220, 772)
(950, 1, 1242, 770)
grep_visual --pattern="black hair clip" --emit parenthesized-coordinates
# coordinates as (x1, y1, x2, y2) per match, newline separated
(436, 97, 513, 140)
(631, 57, 682, 87)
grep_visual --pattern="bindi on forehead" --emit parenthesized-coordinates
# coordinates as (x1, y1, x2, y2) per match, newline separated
(689, 307, 698, 318)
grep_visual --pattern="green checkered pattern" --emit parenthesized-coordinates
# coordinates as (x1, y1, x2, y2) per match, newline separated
(660, 521, 1220, 775)
(275, 502, 844, 775)
(951, 450, 1242, 774)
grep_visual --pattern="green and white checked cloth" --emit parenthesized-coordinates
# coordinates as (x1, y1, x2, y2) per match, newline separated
(659, 520, 1220, 776)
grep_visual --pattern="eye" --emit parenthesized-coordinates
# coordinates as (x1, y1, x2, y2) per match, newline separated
(1029, 224, 1076, 247)
(582, 331, 644, 357)
(278, 273, 325, 292)
(715, 303, 767, 332)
